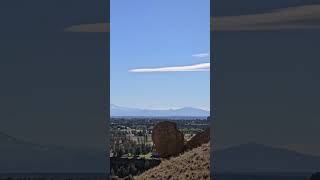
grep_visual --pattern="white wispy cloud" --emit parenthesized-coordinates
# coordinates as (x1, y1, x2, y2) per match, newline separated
(192, 53, 210, 58)
(129, 63, 210, 73)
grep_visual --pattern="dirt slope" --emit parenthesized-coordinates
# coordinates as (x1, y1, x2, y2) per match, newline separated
(135, 143, 210, 180)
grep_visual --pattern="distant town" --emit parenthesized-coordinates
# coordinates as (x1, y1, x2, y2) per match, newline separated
(110, 117, 209, 178)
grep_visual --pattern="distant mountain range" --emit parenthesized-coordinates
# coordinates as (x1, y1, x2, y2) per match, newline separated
(111, 104, 210, 117)
(215, 143, 320, 173)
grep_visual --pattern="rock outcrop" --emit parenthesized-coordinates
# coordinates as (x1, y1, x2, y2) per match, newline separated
(185, 128, 210, 151)
(152, 121, 185, 158)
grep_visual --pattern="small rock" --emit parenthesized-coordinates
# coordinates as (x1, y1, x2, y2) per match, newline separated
(185, 128, 210, 151)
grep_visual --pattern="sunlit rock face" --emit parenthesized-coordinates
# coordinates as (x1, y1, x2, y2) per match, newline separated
(152, 121, 184, 158)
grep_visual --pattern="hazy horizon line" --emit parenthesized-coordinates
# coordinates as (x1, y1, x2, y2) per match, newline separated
(111, 104, 210, 111)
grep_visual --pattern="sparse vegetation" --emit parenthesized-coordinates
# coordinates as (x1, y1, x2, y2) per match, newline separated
(135, 143, 210, 180)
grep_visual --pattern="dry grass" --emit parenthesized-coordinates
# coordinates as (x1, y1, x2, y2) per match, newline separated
(135, 143, 210, 180)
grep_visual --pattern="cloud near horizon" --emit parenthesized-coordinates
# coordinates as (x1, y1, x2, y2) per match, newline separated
(129, 63, 210, 73)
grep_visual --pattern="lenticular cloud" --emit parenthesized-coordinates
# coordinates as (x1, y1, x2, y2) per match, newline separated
(129, 63, 210, 73)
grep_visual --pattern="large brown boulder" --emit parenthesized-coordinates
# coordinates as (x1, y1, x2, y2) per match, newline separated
(185, 128, 210, 151)
(152, 121, 184, 158)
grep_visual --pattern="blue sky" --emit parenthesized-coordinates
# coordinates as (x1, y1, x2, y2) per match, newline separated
(110, 0, 210, 110)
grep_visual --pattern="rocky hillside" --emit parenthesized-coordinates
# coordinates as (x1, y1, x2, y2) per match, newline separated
(135, 143, 210, 180)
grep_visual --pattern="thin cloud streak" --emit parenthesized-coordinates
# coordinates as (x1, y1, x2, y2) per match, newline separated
(192, 53, 210, 58)
(129, 63, 210, 73)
